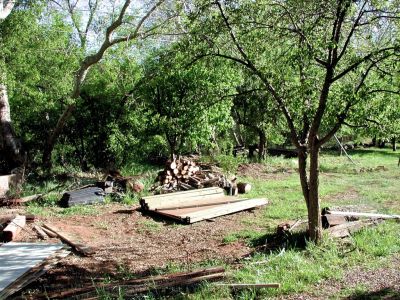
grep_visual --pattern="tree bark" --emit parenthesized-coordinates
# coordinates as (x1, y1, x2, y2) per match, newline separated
(0, 84, 23, 171)
(298, 148, 309, 210)
(258, 128, 266, 161)
(391, 137, 396, 151)
(0, 0, 16, 20)
(308, 142, 322, 242)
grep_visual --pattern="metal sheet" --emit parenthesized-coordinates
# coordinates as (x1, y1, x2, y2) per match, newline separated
(0, 242, 63, 292)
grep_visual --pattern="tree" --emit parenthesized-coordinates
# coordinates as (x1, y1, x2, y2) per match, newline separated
(0, 0, 15, 20)
(0, 0, 26, 171)
(0, 1, 79, 171)
(232, 79, 283, 160)
(42, 0, 179, 169)
(138, 47, 237, 157)
(188, 0, 399, 242)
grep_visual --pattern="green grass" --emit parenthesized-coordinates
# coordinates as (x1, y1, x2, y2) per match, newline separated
(12, 148, 400, 299)
(138, 148, 399, 299)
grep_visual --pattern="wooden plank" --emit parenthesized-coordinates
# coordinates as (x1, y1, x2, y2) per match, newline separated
(33, 225, 48, 240)
(215, 283, 280, 289)
(145, 193, 226, 210)
(156, 197, 248, 211)
(142, 187, 223, 201)
(142, 188, 227, 210)
(42, 224, 95, 256)
(40, 226, 58, 238)
(43, 267, 225, 299)
(327, 210, 400, 219)
(2, 215, 26, 242)
(185, 198, 267, 223)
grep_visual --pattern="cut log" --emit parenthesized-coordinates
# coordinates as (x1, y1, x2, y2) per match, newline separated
(2, 215, 26, 242)
(321, 214, 348, 229)
(42, 224, 95, 256)
(33, 225, 48, 240)
(326, 220, 379, 238)
(237, 182, 251, 194)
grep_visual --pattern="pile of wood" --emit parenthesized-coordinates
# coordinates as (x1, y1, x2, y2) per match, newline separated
(36, 266, 225, 299)
(322, 207, 399, 238)
(154, 157, 238, 194)
(141, 187, 268, 224)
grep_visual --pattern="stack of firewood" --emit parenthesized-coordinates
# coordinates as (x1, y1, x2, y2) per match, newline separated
(154, 158, 237, 194)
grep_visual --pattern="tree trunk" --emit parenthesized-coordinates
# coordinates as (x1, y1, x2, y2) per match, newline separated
(371, 136, 376, 146)
(42, 104, 75, 170)
(391, 137, 396, 152)
(0, 84, 23, 171)
(258, 129, 266, 161)
(308, 143, 322, 243)
(298, 148, 309, 210)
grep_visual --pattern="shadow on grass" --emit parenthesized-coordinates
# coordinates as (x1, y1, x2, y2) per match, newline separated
(249, 230, 309, 251)
(324, 148, 399, 159)
(347, 287, 400, 300)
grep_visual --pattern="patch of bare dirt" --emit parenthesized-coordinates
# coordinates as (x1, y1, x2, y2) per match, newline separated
(237, 163, 294, 180)
(277, 255, 400, 299)
(321, 187, 360, 203)
(4, 203, 265, 293)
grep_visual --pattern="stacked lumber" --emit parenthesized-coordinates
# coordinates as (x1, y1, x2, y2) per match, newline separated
(141, 187, 268, 223)
(154, 157, 237, 194)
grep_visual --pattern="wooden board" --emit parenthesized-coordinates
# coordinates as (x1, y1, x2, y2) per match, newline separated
(155, 198, 268, 224)
(141, 187, 226, 210)
(0, 243, 64, 294)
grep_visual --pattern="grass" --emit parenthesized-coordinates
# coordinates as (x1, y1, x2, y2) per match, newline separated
(9, 147, 400, 299)
(134, 148, 399, 300)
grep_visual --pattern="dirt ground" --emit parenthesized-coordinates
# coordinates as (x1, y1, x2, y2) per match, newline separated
(1, 162, 399, 299)
(2, 203, 262, 294)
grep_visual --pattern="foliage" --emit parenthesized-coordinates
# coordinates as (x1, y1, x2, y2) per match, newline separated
(137, 46, 239, 156)
(0, 2, 79, 165)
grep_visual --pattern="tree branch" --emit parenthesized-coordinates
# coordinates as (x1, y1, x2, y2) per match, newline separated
(331, 46, 398, 82)
(215, 0, 300, 148)
(336, 0, 367, 63)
